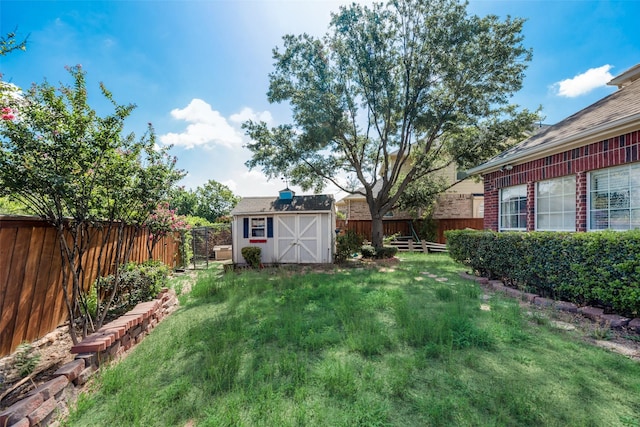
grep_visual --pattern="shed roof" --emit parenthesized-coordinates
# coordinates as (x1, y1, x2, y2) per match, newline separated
(468, 64, 640, 175)
(231, 194, 334, 215)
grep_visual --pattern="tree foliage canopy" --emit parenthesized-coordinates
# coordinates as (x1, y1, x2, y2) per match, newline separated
(0, 66, 182, 225)
(243, 0, 539, 247)
(0, 65, 183, 341)
(169, 179, 239, 223)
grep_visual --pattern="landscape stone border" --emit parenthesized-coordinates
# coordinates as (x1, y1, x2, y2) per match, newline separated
(0, 288, 179, 427)
(459, 272, 640, 332)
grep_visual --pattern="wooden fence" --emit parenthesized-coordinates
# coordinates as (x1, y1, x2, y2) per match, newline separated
(336, 218, 484, 244)
(0, 216, 180, 357)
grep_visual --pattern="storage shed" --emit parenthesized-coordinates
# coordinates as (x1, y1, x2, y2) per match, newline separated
(230, 189, 336, 265)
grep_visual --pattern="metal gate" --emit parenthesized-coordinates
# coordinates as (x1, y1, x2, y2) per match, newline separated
(191, 227, 210, 269)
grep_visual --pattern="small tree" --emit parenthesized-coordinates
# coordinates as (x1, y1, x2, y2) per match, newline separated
(0, 66, 183, 342)
(243, 0, 539, 249)
(145, 202, 190, 260)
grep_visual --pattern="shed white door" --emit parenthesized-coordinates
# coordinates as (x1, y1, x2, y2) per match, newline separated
(276, 215, 321, 263)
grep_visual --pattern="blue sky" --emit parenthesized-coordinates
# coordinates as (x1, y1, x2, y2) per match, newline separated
(2, 0, 639, 197)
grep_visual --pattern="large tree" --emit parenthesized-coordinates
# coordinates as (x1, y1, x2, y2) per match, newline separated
(243, 0, 539, 248)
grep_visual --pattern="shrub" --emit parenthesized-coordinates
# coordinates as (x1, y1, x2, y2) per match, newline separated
(446, 229, 640, 316)
(335, 229, 365, 263)
(376, 246, 398, 259)
(361, 245, 376, 258)
(97, 260, 169, 317)
(241, 246, 262, 268)
(416, 217, 438, 242)
(383, 232, 400, 245)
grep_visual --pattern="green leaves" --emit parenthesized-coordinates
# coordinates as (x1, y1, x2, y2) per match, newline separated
(447, 230, 640, 316)
(0, 29, 28, 56)
(0, 66, 183, 225)
(168, 179, 239, 223)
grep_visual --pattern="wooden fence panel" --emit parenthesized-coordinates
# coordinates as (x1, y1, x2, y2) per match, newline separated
(32, 227, 57, 338)
(0, 216, 179, 357)
(335, 220, 412, 242)
(337, 218, 484, 244)
(0, 226, 20, 355)
(6, 226, 32, 352)
(40, 229, 62, 338)
(12, 226, 42, 352)
(435, 218, 484, 243)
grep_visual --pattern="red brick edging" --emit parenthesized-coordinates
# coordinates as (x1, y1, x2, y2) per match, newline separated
(460, 272, 640, 331)
(0, 289, 178, 427)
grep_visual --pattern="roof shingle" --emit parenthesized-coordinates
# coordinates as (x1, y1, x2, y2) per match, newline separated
(469, 69, 640, 174)
(231, 195, 334, 215)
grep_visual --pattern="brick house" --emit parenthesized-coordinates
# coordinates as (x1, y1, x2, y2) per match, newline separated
(468, 64, 640, 232)
(336, 163, 485, 221)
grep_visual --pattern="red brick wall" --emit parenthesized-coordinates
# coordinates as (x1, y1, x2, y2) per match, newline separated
(526, 182, 536, 231)
(483, 130, 640, 232)
(576, 171, 588, 231)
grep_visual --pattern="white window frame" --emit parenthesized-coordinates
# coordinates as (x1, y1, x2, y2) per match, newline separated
(499, 184, 527, 231)
(535, 176, 576, 231)
(588, 164, 640, 231)
(250, 217, 266, 237)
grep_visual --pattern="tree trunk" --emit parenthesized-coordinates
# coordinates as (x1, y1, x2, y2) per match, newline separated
(371, 215, 384, 249)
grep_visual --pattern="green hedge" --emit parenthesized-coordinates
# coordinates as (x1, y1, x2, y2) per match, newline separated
(446, 230, 640, 316)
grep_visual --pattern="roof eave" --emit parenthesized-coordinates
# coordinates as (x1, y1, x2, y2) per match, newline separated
(232, 209, 334, 216)
(608, 64, 640, 88)
(467, 113, 640, 176)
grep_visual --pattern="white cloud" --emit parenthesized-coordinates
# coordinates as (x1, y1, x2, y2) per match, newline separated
(552, 65, 614, 98)
(229, 107, 273, 125)
(229, 169, 290, 197)
(160, 99, 243, 149)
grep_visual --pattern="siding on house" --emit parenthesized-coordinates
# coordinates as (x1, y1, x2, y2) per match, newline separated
(432, 194, 483, 219)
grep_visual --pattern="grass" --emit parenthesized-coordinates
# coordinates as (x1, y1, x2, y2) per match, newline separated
(65, 254, 640, 426)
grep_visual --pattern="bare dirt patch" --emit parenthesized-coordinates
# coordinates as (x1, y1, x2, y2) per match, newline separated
(0, 326, 75, 409)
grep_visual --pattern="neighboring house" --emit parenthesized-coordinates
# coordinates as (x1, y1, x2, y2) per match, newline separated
(336, 163, 484, 221)
(230, 189, 336, 265)
(468, 63, 640, 232)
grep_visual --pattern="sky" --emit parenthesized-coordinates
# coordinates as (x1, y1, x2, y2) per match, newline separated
(2, 0, 640, 198)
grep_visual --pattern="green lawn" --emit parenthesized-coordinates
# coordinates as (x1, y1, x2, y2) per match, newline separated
(65, 254, 640, 427)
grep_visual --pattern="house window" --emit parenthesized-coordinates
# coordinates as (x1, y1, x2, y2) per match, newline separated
(536, 176, 576, 231)
(499, 185, 527, 231)
(251, 217, 266, 237)
(589, 164, 640, 230)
